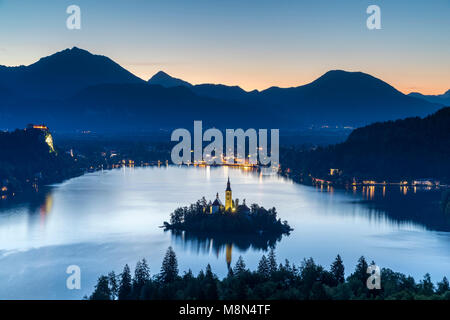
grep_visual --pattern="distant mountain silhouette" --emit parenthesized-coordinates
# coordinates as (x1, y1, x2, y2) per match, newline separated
(148, 71, 192, 88)
(191, 84, 258, 102)
(59, 83, 259, 131)
(0, 47, 443, 131)
(256, 70, 442, 126)
(148, 71, 256, 102)
(0, 86, 13, 101)
(147, 70, 442, 126)
(408, 90, 450, 106)
(0, 47, 144, 99)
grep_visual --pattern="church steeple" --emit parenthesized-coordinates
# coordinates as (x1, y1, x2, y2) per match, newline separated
(225, 177, 232, 211)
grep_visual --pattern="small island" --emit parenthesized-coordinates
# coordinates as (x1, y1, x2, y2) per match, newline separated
(164, 178, 292, 235)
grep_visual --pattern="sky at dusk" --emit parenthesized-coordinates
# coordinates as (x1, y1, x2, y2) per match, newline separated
(0, 0, 449, 94)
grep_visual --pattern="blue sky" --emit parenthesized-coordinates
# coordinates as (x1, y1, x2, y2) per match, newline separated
(0, 0, 449, 93)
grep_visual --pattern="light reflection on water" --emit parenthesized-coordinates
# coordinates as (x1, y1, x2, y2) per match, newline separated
(0, 166, 449, 299)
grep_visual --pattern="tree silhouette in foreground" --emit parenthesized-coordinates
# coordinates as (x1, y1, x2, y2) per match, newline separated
(159, 247, 179, 284)
(90, 248, 450, 300)
(118, 264, 132, 300)
(331, 254, 345, 285)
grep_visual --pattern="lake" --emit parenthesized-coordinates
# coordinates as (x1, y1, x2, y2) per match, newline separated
(0, 166, 449, 299)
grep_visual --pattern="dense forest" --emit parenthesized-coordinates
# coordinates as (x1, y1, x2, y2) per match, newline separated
(89, 247, 450, 300)
(282, 107, 450, 183)
(0, 128, 83, 194)
(165, 198, 292, 235)
(443, 190, 450, 216)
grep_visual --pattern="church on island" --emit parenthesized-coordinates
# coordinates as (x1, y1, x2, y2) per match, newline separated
(208, 178, 251, 215)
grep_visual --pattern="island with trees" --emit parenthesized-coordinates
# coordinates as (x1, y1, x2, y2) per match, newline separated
(163, 179, 292, 236)
(164, 198, 292, 236)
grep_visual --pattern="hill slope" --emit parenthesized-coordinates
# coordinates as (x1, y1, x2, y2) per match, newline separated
(146, 69, 442, 127)
(0, 47, 145, 99)
(408, 90, 450, 106)
(258, 70, 441, 126)
(287, 107, 450, 181)
(0, 128, 82, 193)
(148, 71, 192, 88)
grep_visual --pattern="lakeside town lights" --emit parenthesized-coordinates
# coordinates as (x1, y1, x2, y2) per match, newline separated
(170, 121, 279, 174)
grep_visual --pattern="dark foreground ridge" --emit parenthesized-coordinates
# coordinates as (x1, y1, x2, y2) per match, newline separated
(89, 247, 450, 300)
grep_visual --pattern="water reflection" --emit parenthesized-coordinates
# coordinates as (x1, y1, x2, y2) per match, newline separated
(345, 185, 450, 231)
(39, 193, 54, 222)
(0, 187, 53, 220)
(310, 181, 450, 231)
(169, 230, 284, 268)
(0, 166, 449, 299)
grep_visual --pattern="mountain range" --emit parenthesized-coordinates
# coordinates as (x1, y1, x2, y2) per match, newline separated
(408, 90, 450, 106)
(0, 47, 445, 132)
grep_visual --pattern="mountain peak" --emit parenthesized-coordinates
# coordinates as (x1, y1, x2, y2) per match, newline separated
(70, 46, 85, 51)
(66, 46, 92, 55)
(43, 46, 93, 59)
(148, 71, 192, 88)
(0, 47, 144, 99)
(319, 70, 376, 81)
(307, 69, 400, 95)
(154, 70, 169, 77)
(33, 47, 103, 68)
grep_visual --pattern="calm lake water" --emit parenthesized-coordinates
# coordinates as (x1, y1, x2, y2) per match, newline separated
(0, 166, 449, 299)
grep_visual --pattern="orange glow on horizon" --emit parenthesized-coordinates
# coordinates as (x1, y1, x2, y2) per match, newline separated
(127, 64, 449, 96)
(2, 47, 447, 95)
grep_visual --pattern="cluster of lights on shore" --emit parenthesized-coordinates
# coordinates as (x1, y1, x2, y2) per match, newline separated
(171, 121, 279, 175)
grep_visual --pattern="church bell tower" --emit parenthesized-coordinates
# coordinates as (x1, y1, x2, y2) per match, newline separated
(225, 177, 232, 211)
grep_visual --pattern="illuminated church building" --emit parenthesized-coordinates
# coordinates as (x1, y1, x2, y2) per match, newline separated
(208, 178, 250, 268)
(209, 178, 250, 215)
(225, 177, 232, 211)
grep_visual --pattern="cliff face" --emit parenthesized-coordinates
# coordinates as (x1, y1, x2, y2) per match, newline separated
(0, 126, 81, 194)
